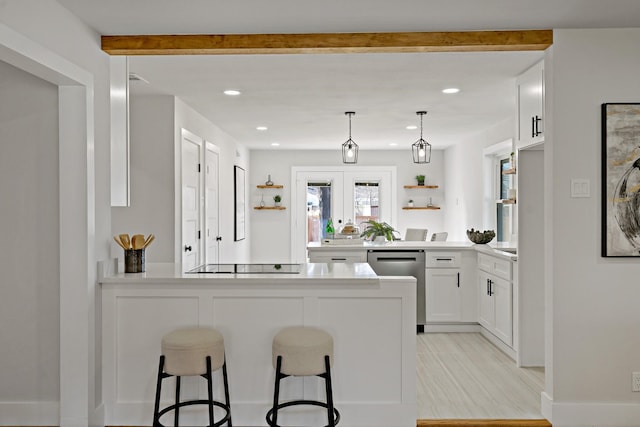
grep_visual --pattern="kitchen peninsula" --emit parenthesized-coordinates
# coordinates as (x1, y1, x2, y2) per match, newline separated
(99, 261, 416, 427)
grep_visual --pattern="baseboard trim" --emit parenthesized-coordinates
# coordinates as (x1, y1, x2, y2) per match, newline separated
(479, 328, 516, 361)
(549, 401, 640, 426)
(0, 401, 59, 425)
(424, 323, 481, 333)
(417, 420, 551, 427)
(540, 391, 552, 422)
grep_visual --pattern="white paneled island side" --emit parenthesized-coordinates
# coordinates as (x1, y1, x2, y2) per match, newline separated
(99, 261, 417, 427)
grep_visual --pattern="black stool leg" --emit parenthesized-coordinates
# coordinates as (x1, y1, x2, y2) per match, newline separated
(222, 356, 232, 426)
(270, 355, 283, 427)
(206, 356, 215, 427)
(174, 375, 181, 427)
(152, 355, 165, 427)
(324, 355, 336, 427)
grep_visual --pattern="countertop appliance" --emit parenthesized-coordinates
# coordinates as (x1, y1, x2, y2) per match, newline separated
(187, 263, 301, 274)
(367, 249, 425, 331)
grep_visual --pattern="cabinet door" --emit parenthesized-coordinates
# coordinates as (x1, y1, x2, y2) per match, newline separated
(477, 271, 495, 330)
(492, 276, 513, 346)
(426, 268, 461, 322)
(517, 61, 544, 149)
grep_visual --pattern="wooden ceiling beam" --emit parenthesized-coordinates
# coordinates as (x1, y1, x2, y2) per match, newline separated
(101, 30, 552, 55)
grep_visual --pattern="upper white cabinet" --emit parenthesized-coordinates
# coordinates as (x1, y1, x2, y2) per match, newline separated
(516, 60, 544, 150)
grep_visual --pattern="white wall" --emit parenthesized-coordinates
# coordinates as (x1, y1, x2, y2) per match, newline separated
(0, 59, 60, 402)
(444, 118, 515, 241)
(112, 95, 176, 261)
(112, 95, 250, 264)
(249, 149, 444, 262)
(547, 28, 640, 426)
(0, 1, 112, 425)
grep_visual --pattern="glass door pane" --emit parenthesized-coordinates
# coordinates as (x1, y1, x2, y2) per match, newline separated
(354, 181, 380, 226)
(307, 181, 332, 244)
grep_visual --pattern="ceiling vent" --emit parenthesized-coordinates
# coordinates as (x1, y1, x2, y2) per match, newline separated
(128, 72, 149, 83)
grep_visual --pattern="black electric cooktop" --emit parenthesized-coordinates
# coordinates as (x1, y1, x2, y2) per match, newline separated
(186, 263, 301, 274)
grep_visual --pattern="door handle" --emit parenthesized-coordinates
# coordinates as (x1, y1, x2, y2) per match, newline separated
(184, 245, 192, 252)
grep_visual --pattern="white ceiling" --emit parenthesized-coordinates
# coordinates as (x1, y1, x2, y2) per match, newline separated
(57, 0, 640, 150)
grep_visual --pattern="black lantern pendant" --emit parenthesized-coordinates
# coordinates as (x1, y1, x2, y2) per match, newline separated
(342, 111, 358, 164)
(412, 111, 431, 164)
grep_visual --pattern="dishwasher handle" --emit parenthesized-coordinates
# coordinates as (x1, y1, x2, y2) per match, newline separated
(374, 257, 420, 262)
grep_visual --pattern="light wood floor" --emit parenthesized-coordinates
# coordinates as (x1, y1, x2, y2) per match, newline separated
(417, 333, 545, 420)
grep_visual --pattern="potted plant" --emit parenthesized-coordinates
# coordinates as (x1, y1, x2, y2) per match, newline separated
(416, 174, 425, 186)
(359, 220, 399, 242)
(408, 199, 414, 207)
(273, 194, 282, 206)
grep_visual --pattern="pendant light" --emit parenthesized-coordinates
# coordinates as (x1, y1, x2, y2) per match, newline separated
(342, 111, 358, 164)
(412, 111, 432, 164)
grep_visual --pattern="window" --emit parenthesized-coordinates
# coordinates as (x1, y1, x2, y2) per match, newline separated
(354, 181, 380, 225)
(496, 157, 513, 241)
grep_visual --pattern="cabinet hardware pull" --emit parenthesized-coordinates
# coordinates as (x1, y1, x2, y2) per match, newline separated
(331, 258, 347, 261)
(436, 257, 453, 261)
(533, 115, 542, 137)
(487, 278, 490, 295)
(457, 272, 460, 288)
(184, 245, 192, 252)
(489, 279, 493, 296)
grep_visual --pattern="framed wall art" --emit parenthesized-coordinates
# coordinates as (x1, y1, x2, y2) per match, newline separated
(234, 165, 246, 241)
(602, 103, 640, 256)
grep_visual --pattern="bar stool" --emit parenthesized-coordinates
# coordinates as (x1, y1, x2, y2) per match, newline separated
(152, 327, 232, 427)
(266, 326, 340, 427)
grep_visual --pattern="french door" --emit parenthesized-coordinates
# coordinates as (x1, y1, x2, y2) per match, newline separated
(291, 166, 396, 262)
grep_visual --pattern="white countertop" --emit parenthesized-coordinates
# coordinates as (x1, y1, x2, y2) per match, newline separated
(99, 261, 381, 284)
(308, 240, 517, 260)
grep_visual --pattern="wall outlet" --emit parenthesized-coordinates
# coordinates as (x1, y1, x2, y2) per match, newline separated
(632, 372, 640, 392)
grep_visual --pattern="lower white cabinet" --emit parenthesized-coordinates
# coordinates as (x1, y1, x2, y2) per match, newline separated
(426, 268, 461, 322)
(425, 251, 476, 323)
(477, 254, 513, 347)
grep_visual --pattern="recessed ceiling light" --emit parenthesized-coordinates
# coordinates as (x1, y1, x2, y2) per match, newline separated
(389, 143, 398, 146)
(271, 142, 280, 147)
(256, 126, 268, 131)
(406, 125, 418, 130)
(223, 89, 241, 96)
(442, 88, 460, 94)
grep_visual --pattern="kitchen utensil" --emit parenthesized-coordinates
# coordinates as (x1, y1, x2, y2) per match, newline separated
(142, 234, 155, 249)
(132, 234, 145, 250)
(113, 236, 128, 250)
(119, 233, 131, 249)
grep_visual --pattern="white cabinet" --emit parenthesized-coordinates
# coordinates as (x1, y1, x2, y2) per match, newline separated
(477, 253, 513, 347)
(426, 268, 461, 322)
(426, 251, 476, 323)
(516, 60, 544, 150)
(308, 249, 367, 263)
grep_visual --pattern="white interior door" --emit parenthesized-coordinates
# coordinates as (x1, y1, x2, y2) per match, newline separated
(181, 129, 202, 271)
(205, 142, 220, 264)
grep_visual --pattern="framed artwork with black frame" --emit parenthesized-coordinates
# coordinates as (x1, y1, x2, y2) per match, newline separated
(602, 103, 640, 257)
(234, 165, 246, 241)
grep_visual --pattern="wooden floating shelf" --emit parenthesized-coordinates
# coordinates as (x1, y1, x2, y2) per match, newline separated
(257, 184, 284, 188)
(502, 168, 516, 175)
(402, 206, 441, 210)
(254, 206, 286, 210)
(403, 185, 439, 189)
(501, 199, 517, 204)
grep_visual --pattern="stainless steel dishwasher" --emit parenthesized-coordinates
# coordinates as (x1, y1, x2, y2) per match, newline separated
(367, 249, 426, 331)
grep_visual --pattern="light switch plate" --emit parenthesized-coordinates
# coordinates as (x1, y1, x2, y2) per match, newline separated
(571, 179, 590, 198)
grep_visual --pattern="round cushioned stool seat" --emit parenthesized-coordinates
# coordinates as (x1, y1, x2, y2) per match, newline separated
(272, 326, 333, 376)
(161, 327, 225, 376)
